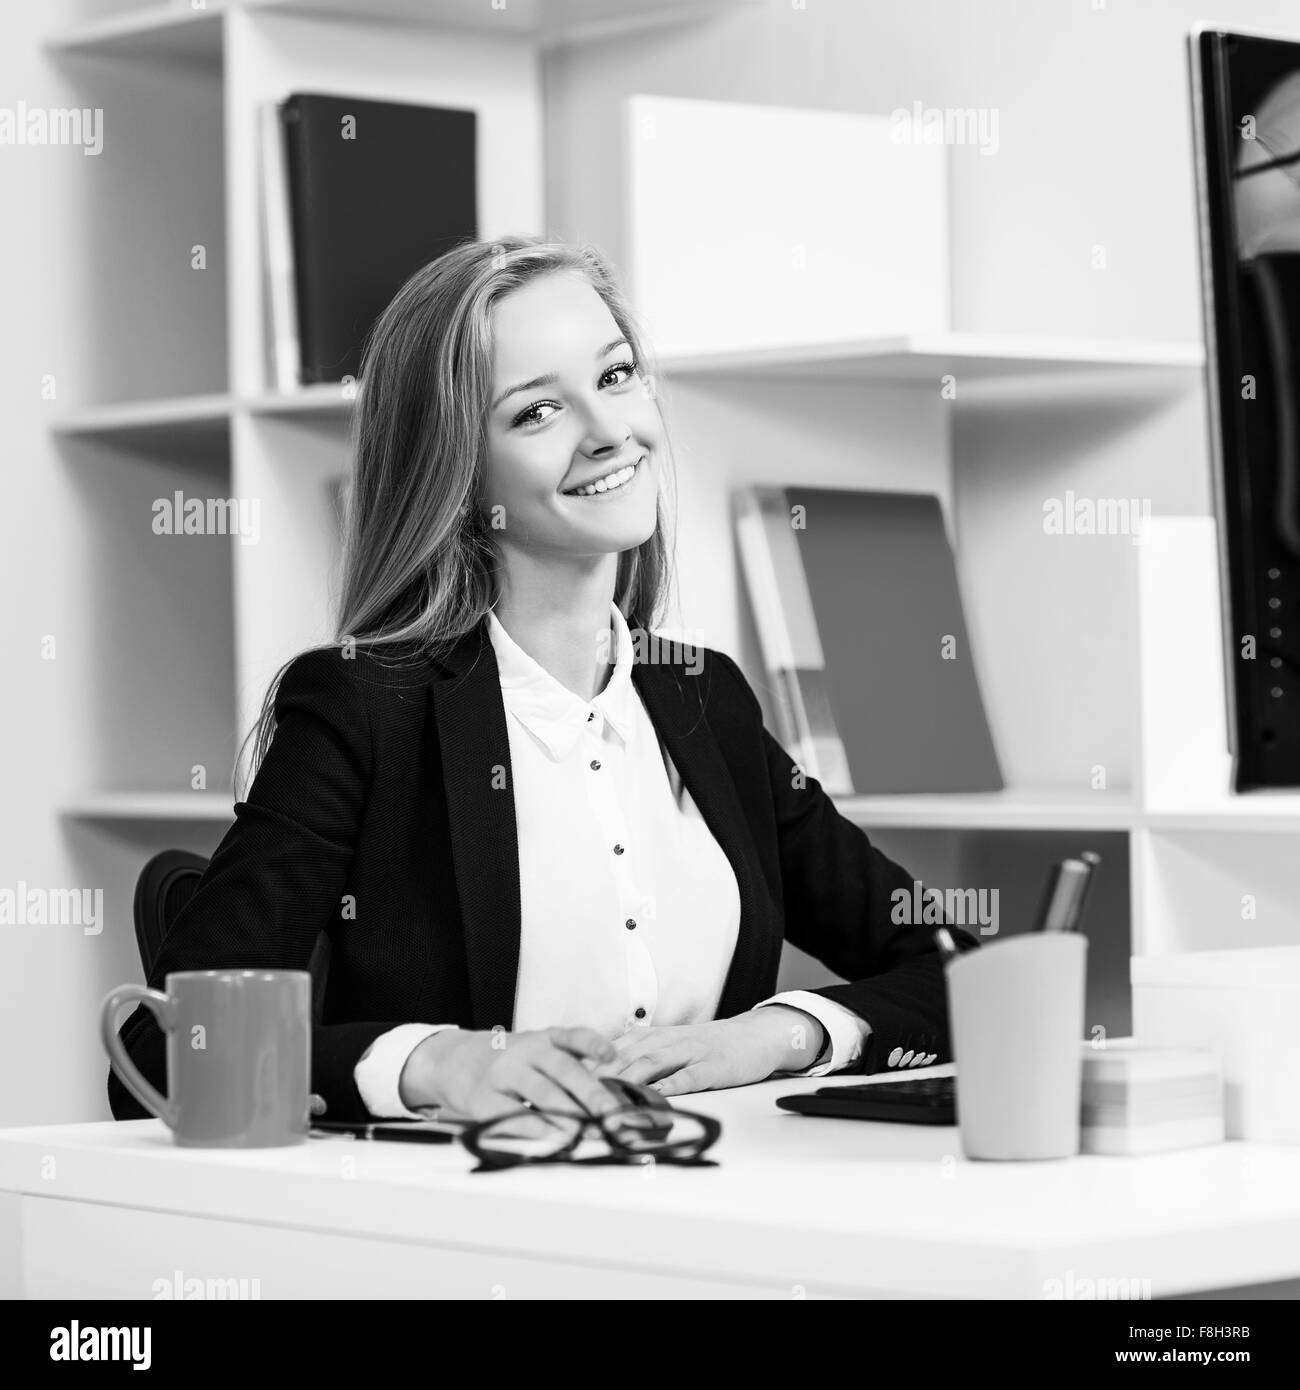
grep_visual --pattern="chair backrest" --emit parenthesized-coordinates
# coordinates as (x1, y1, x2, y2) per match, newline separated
(132, 849, 208, 978)
(133, 849, 331, 1024)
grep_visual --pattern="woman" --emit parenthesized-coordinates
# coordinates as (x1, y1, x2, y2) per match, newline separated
(109, 235, 974, 1127)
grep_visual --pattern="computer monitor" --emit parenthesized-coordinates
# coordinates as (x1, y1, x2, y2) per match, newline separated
(1190, 25, 1300, 790)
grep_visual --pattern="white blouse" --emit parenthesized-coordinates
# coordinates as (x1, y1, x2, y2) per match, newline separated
(354, 601, 869, 1117)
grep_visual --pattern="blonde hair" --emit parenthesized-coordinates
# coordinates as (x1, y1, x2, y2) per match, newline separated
(236, 235, 677, 797)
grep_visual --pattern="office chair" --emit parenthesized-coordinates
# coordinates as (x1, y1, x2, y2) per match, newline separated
(132, 849, 331, 1024)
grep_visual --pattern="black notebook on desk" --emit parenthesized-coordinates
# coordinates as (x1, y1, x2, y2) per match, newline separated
(280, 92, 477, 385)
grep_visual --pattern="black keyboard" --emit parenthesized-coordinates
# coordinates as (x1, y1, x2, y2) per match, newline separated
(834, 1077, 955, 1100)
(776, 1076, 957, 1125)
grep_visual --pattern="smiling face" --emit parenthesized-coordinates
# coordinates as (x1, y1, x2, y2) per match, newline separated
(480, 271, 663, 569)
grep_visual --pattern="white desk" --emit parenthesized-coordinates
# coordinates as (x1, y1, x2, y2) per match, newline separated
(3, 1069, 1299, 1300)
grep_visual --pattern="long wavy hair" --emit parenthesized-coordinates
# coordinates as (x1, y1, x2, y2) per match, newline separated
(235, 235, 677, 798)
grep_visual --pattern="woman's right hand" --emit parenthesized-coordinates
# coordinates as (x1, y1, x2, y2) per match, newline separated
(398, 1025, 622, 1122)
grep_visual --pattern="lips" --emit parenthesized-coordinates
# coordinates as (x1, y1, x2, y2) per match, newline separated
(562, 455, 647, 497)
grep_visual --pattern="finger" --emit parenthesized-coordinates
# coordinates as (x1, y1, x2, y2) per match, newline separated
(586, 1056, 625, 1080)
(601, 1057, 650, 1083)
(534, 1050, 622, 1116)
(548, 1026, 617, 1066)
(653, 1066, 704, 1097)
(594, 1049, 647, 1080)
(505, 1069, 591, 1116)
(464, 1087, 540, 1123)
(616, 1048, 692, 1087)
(603, 1032, 654, 1063)
(594, 1044, 639, 1076)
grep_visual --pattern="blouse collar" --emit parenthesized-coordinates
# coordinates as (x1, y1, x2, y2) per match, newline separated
(486, 600, 638, 760)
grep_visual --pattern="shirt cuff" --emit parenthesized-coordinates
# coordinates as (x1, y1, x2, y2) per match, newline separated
(753, 991, 871, 1077)
(353, 1023, 460, 1119)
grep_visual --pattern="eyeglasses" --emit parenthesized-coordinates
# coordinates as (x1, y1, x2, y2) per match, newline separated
(458, 1103, 721, 1173)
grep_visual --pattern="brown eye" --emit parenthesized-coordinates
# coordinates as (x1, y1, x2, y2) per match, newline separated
(602, 360, 638, 387)
(512, 401, 558, 429)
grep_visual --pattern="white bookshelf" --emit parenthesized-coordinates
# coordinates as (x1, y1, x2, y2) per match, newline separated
(247, 0, 763, 47)
(614, 85, 1283, 992)
(49, 385, 346, 438)
(246, 383, 353, 419)
(50, 331, 1206, 444)
(1128, 517, 1300, 955)
(46, 0, 761, 56)
(49, 1, 1286, 998)
(659, 332, 1204, 393)
(51, 394, 232, 462)
(1141, 804, 1300, 832)
(45, 0, 758, 833)
(45, 4, 225, 65)
(835, 787, 1136, 833)
(62, 793, 237, 824)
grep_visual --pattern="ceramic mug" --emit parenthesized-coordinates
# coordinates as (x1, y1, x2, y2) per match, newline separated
(101, 969, 310, 1148)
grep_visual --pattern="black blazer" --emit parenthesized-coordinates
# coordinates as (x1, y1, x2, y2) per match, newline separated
(109, 622, 978, 1124)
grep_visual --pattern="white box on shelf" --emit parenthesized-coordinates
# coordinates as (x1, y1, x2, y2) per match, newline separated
(623, 94, 948, 358)
(1132, 946, 1300, 1141)
(1135, 516, 1234, 810)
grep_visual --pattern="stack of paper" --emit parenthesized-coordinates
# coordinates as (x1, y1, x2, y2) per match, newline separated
(1079, 1042, 1224, 1155)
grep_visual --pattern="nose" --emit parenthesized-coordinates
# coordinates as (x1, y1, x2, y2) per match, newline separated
(574, 394, 632, 459)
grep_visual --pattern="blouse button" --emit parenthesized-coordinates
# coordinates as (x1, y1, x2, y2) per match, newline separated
(587, 711, 595, 721)
(625, 919, 636, 930)
(613, 844, 624, 855)
(590, 759, 601, 771)
(634, 1007, 646, 1019)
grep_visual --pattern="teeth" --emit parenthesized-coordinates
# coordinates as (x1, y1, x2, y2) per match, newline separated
(568, 461, 638, 497)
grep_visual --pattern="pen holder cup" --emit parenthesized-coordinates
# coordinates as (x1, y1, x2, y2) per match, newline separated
(946, 933, 1087, 1161)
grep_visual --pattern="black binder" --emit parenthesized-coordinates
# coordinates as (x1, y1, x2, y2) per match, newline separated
(281, 93, 477, 385)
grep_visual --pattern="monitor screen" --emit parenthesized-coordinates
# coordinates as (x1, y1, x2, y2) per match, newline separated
(1191, 26, 1300, 790)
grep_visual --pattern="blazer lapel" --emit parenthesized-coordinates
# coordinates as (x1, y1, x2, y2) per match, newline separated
(430, 620, 781, 1032)
(429, 620, 522, 1033)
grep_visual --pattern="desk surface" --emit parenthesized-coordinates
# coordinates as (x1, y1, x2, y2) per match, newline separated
(4, 1069, 1299, 1299)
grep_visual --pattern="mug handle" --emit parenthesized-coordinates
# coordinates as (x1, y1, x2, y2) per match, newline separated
(100, 984, 180, 1130)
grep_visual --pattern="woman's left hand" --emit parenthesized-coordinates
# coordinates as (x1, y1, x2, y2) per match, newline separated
(590, 1007, 825, 1097)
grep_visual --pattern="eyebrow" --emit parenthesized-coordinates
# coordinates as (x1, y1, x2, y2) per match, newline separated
(491, 338, 630, 413)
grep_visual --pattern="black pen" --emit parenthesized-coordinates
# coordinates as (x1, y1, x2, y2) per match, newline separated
(1033, 852, 1101, 933)
(1061, 850, 1101, 934)
(310, 1119, 459, 1144)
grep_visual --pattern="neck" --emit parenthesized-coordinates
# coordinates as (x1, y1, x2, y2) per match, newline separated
(493, 555, 619, 703)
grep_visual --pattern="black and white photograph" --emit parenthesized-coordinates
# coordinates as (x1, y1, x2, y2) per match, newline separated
(1, 0, 1297, 1344)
